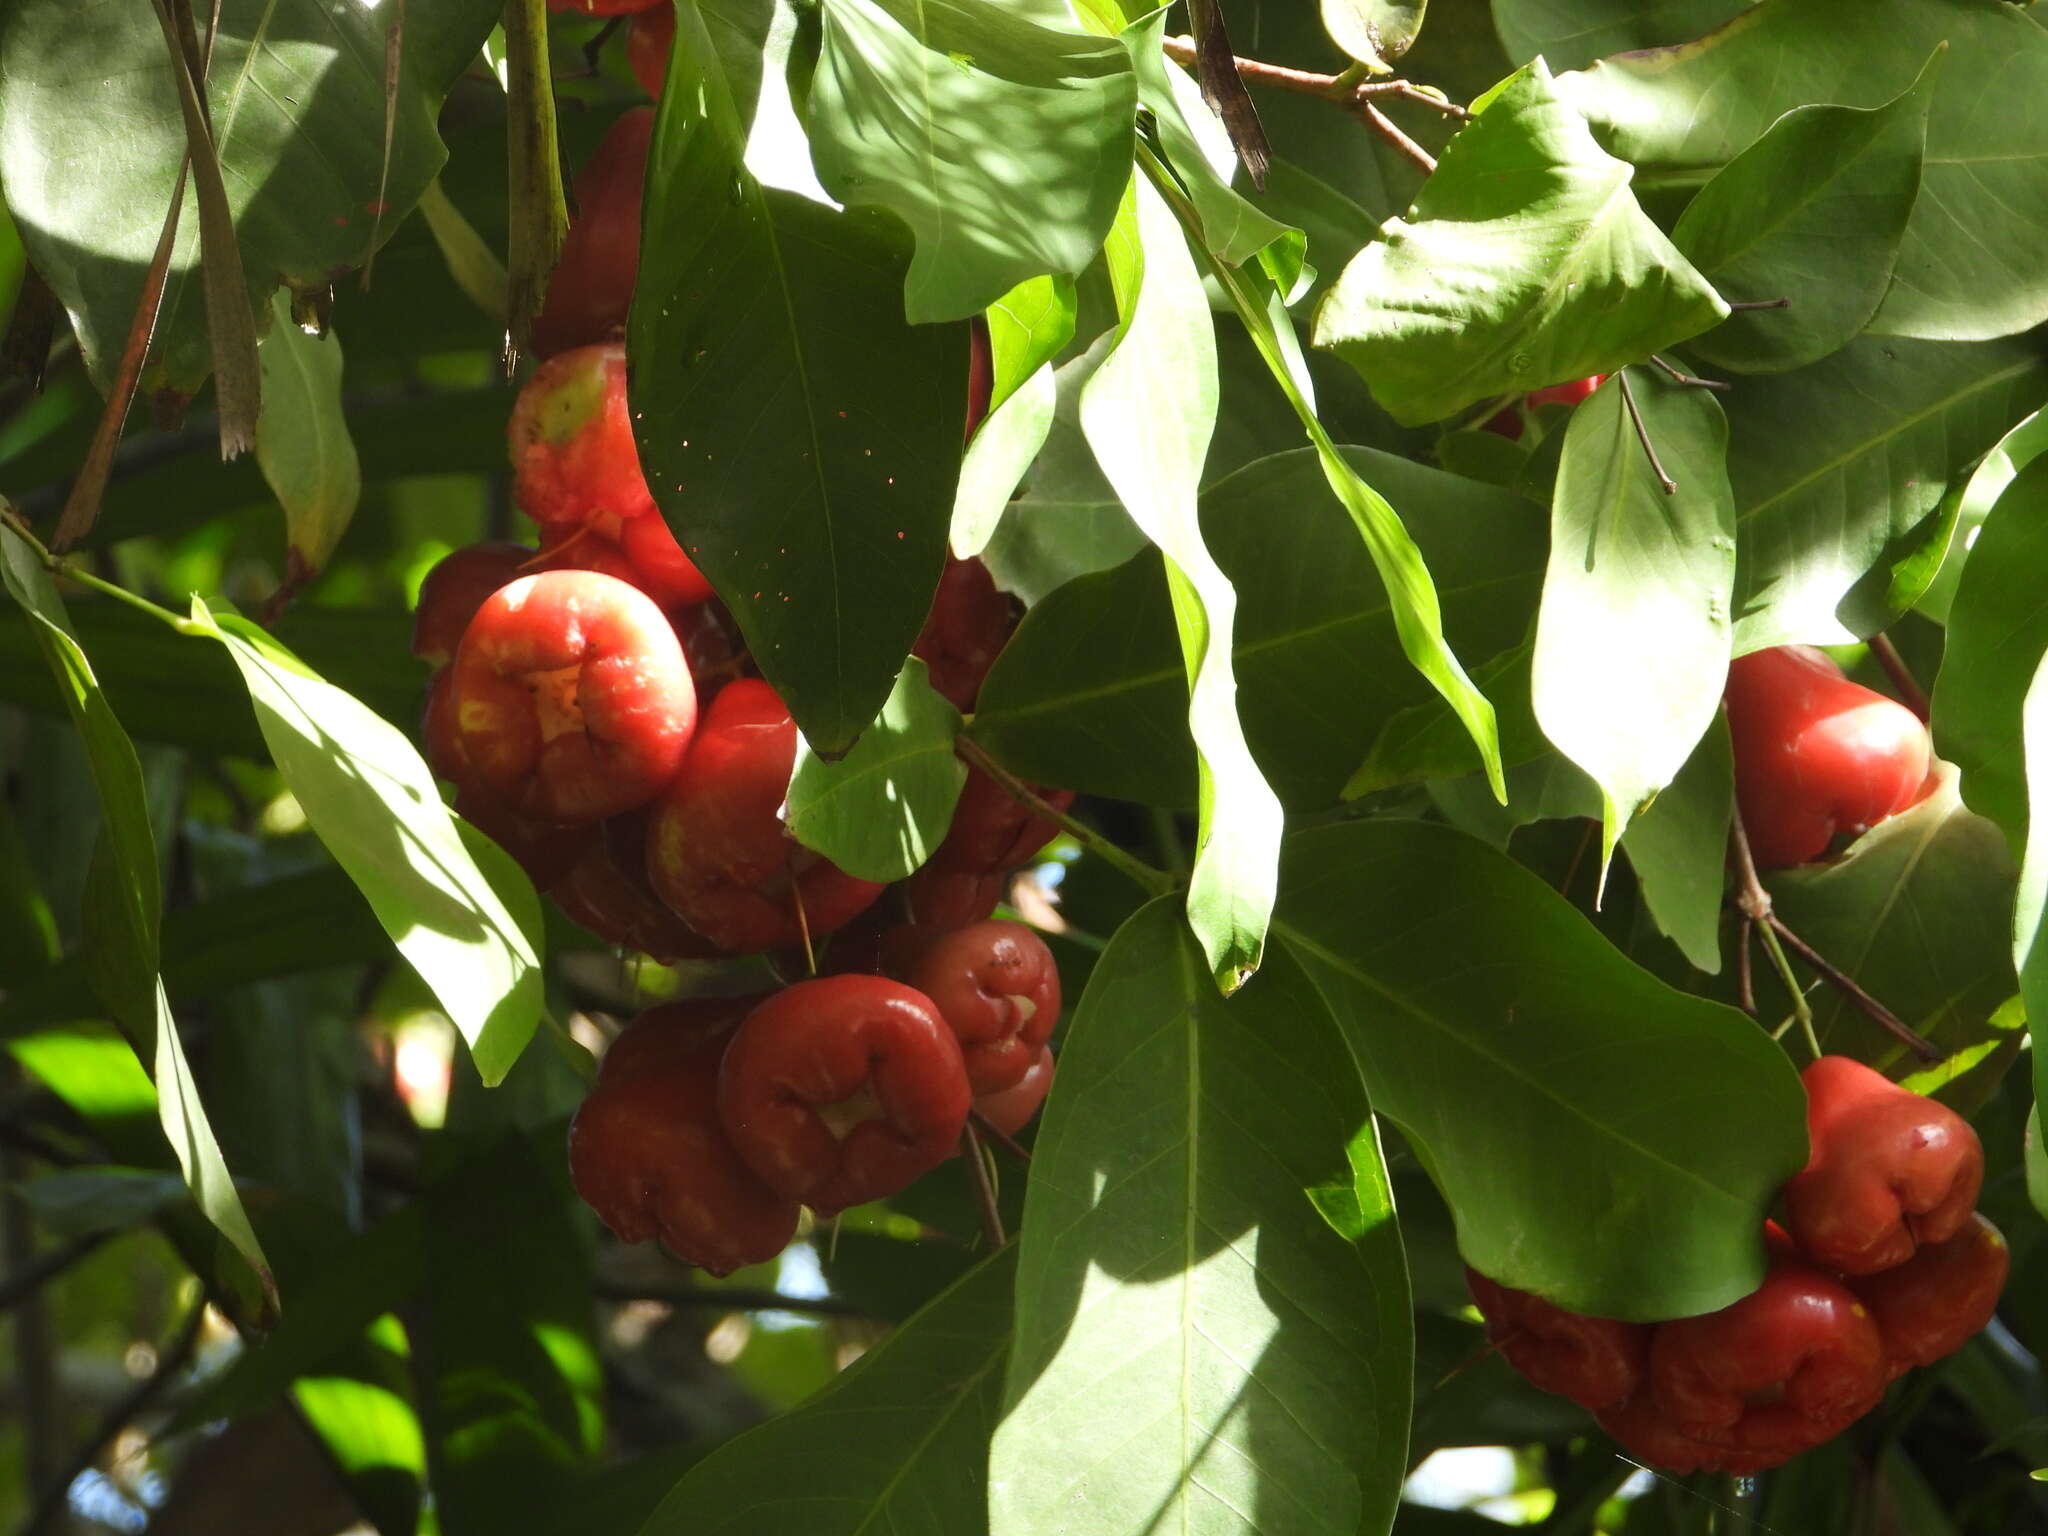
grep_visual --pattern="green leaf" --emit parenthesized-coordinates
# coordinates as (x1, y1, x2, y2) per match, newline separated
(1918, 405, 2048, 624)
(1559, 0, 2048, 343)
(0, 524, 276, 1317)
(1311, 60, 1727, 427)
(1670, 56, 1937, 374)
(1347, 640, 1547, 798)
(994, 900, 1410, 1536)
(987, 274, 1077, 410)
(635, 1249, 1015, 1535)
(1727, 335, 2048, 652)
(1125, 15, 1304, 284)
(1759, 765, 2017, 1076)
(256, 289, 361, 574)
(807, 0, 1136, 322)
(1933, 455, 2048, 842)
(1080, 176, 1282, 989)
(1532, 375, 1734, 872)
(786, 659, 966, 883)
(1272, 819, 1806, 1319)
(1492, 0, 1744, 74)
(1618, 716, 1733, 975)
(186, 598, 543, 1085)
(1324, 0, 1426, 69)
(631, 0, 967, 753)
(19, 1165, 189, 1237)
(973, 446, 1543, 810)
(0, 0, 499, 397)
(978, 493, 1147, 606)
(2017, 652, 2048, 1135)
(953, 363, 1058, 560)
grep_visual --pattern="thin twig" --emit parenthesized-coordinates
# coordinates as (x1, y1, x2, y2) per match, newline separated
(960, 1121, 1007, 1250)
(969, 1109, 1031, 1165)
(1647, 354, 1731, 392)
(22, 1301, 205, 1536)
(1735, 915, 1756, 1018)
(1767, 916, 1940, 1063)
(1726, 297, 1791, 312)
(1617, 370, 1676, 495)
(1868, 633, 1930, 722)
(955, 737, 1175, 897)
(1758, 919, 1822, 1061)
(1728, 791, 1817, 1056)
(1, 507, 201, 635)
(1354, 99, 1437, 175)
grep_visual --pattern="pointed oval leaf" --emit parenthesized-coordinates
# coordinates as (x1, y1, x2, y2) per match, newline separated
(631, 0, 967, 752)
(637, 1250, 1015, 1535)
(1533, 375, 1734, 867)
(187, 599, 543, 1085)
(1273, 818, 1806, 1319)
(808, 0, 1136, 323)
(0, 0, 499, 397)
(994, 899, 1411, 1536)
(1311, 60, 1727, 426)
(257, 290, 361, 574)
(1560, 0, 2048, 343)
(1671, 58, 1936, 374)
(1493, 0, 1744, 75)
(786, 659, 966, 883)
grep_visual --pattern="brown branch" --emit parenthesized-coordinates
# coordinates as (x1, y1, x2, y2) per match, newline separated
(1182, 0, 1272, 189)
(1766, 917, 1941, 1063)
(969, 1109, 1031, 1165)
(960, 1121, 1007, 1250)
(1617, 369, 1677, 495)
(1868, 633, 1930, 722)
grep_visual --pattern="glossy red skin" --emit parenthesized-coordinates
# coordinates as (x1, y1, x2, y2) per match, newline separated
(905, 919, 1059, 1094)
(965, 318, 993, 442)
(509, 342, 658, 529)
(620, 513, 716, 606)
(453, 784, 587, 891)
(533, 111, 652, 359)
(716, 976, 972, 1214)
(1480, 375, 1604, 440)
(974, 1046, 1054, 1138)
(645, 679, 884, 953)
(420, 668, 469, 781)
(532, 523, 645, 587)
(1464, 1270, 1650, 1413)
(902, 864, 1007, 932)
(1647, 1246, 1886, 1445)
(912, 557, 1015, 712)
(449, 570, 696, 823)
(549, 812, 722, 962)
(1595, 1397, 1830, 1477)
(1848, 1212, 2008, 1375)
(932, 768, 1074, 875)
(627, 8, 674, 98)
(1724, 645, 1933, 869)
(1783, 1056, 1984, 1275)
(569, 997, 800, 1276)
(412, 542, 534, 665)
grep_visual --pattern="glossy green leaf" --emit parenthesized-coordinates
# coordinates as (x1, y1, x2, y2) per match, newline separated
(1618, 716, 1733, 974)
(1933, 456, 2048, 842)
(631, 0, 966, 753)
(1533, 375, 1733, 872)
(636, 1249, 1014, 1535)
(987, 274, 1077, 411)
(1272, 819, 1806, 1319)
(1728, 335, 2048, 652)
(2019, 645, 2048, 1136)
(1670, 58, 1936, 374)
(1918, 405, 2048, 624)
(786, 659, 966, 883)
(1324, 0, 1425, 69)
(0, 0, 499, 397)
(972, 447, 1543, 810)
(807, 0, 1136, 322)
(1346, 640, 1546, 798)
(257, 289, 361, 573)
(994, 899, 1410, 1536)
(1080, 176, 1282, 989)
(1560, 0, 2048, 343)
(1491, 0, 1743, 74)
(0, 523, 276, 1316)
(1755, 765, 2017, 1077)
(187, 598, 543, 1085)
(1125, 15, 1304, 285)
(1312, 61, 1727, 426)
(19, 1165, 189, 1237)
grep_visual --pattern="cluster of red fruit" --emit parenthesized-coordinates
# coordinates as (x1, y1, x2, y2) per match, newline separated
(411, 81, 1063, 1273)
(1469, 1057, 2006, 1474)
